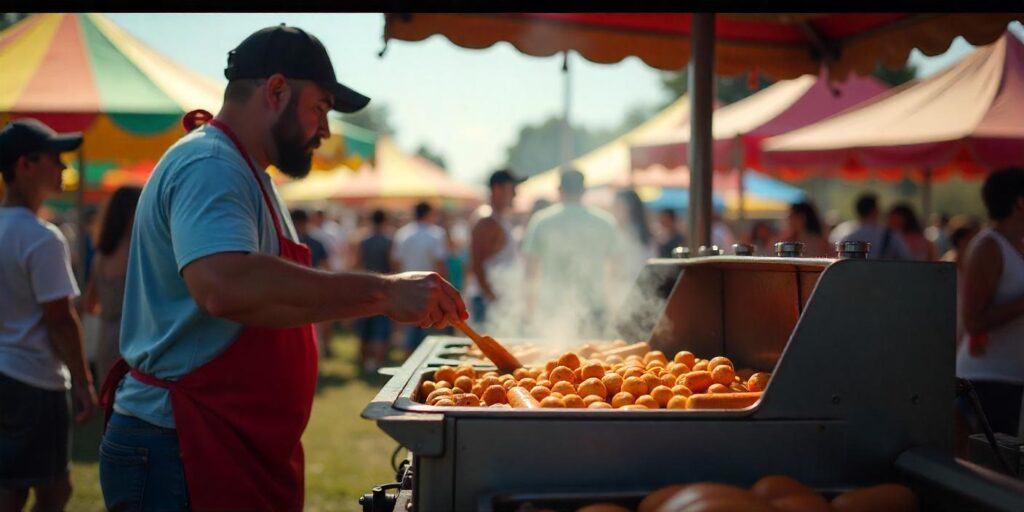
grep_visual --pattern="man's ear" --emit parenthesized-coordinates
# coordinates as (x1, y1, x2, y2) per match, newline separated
(264, 74, 291, 112)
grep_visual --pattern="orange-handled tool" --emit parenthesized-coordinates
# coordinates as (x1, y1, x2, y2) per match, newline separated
(453, 320, 523, 373)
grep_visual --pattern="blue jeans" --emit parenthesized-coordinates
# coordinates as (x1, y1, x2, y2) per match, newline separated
(470, 296, 487, 327)
(99, 412, 190, 511)
(404, 325, 428, 351)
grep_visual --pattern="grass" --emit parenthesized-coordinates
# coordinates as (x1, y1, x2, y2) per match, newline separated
(63, 334, 400, 512)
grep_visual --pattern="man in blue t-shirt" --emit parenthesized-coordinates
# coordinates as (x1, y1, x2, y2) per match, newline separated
(100, 25, 467, 509)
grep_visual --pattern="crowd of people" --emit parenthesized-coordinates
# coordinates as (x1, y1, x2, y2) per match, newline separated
(0, 21, 1021, 511)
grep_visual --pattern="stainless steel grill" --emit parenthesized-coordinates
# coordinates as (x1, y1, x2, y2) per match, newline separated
(361, 257, 1024, 511)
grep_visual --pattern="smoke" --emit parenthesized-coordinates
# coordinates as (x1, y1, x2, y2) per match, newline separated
(474, 219, 673, 351)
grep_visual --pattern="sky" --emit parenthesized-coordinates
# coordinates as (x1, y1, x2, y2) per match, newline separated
(105, 14, 1023, 185)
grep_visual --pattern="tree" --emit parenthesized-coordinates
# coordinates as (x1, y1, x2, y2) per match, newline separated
(503, 116, 619, 177)
(1, 13, 30, 31)
(416, 144, 447, 170)
(340, 103, 394, 135)
(872, 62, 918, 87)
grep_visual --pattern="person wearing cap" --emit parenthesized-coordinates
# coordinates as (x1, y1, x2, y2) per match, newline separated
(0, 119, 97, 511)
(466, 169, 525, 331)
(521, 169, 622, 340)
(97, 25, 466, 511)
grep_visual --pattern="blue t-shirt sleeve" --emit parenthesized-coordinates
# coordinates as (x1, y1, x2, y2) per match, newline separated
(166, 157, 261, 272)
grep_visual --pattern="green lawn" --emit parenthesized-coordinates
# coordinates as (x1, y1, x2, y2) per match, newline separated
(64, 334, 400, 512)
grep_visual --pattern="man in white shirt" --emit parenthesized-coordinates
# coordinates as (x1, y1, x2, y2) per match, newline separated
(840, 193, 912, 260)
(0, 119, 97, 510)
(393, 201, 448, 351)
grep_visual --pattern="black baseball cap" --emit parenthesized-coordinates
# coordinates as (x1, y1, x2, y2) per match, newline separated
(224, 24, 370, 113)
(0, 118, 82, 172)
(488, 169, 525, 187)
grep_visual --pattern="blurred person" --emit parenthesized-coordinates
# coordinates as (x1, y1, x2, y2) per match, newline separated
(942, 215, 982, 267)
(778, 201, 830, 258)
(747, 220, 776, 257)
(292, 208, 333, 359)
(311, 208, 347, 271)
(393, 201, 449, 353)
(0, 119, 96, 511)
(656, 208, 686, 258)
(613, 188, 655, 267)
(467, 170, 524, 329)
(926, 211, 952, 256)
(310, 209, 349, 352)
(353, 209, 394, 374)
(99, 25, 465, 511)
(887, 202, 937, 261)
(943, 215, 982, 347)
(957, 167, 1024, 437)
(291, 208, 329, 270)
(522, 169, 622, 340)
(82, 204, 99, 285)
(711, 210, 736, 250)
(840, 193, 912, 260)
(512, 197, 552, 244)
(84, 186, 142, 387)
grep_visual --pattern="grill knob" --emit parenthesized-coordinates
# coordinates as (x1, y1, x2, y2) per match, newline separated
(836, 240, 871, 259)
(671, 246, 690, 259)
(775, 241, 805, 257)
(699, 245, 722, 256)
(732, 243, 755, 256)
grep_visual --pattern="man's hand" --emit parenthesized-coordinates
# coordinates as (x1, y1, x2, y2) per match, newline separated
(72, 382, 98, 425)
(385, 272, 468, 329)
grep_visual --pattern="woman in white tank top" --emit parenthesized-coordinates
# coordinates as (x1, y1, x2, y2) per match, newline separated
(957, 167, 1024, 437)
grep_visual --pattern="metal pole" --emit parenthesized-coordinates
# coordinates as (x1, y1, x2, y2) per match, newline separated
(75, 147, 86, 289)
(921, 167, 932, 220)
(733, 135, 745, 221)
(561, 51, 574, 167)
(688, 13, 715, 251)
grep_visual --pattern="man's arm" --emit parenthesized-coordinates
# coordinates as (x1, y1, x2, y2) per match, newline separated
(40, 298, 97, 424)
(962, 236, 1024, 336)
(470, 217, 503, 301)
(182, 252, 466, 329)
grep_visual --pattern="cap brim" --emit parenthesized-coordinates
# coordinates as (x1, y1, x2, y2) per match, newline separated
(331, 82, 370, 113)
(47, 132, 83, 153)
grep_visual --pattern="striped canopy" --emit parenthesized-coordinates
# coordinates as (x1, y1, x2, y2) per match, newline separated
(0, 12, 223, 200)
(0, 13, 378, 205)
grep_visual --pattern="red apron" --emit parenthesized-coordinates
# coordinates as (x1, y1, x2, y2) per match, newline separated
(101, 117, 318, 511)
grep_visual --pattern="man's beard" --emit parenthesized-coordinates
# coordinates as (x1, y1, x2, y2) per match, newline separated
(271, 97, 319, 179)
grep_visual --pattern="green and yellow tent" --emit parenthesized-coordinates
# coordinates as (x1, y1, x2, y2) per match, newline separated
(0, 13, 376, 204)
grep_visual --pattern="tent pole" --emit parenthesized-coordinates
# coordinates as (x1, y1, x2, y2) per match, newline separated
(688, 12, 715, 251)
(921, 167, 932, 220)
(75, 147, 86, 289)
(733, 135, 745, 222)
(561, 51, 574, 168)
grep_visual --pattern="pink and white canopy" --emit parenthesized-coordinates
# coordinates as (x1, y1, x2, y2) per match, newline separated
(629, 72, 888, 173)
(762, 31, 1024, 181)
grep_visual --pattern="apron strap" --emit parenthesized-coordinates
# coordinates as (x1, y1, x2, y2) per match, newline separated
(206, 118, 287, 242)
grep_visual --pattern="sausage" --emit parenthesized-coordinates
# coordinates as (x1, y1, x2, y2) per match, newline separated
(681, 371, 714, 393)
(507, 386, 542, 409)
(686, 391, 763, 410)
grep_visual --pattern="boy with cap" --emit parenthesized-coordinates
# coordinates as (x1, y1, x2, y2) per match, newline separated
(0, 119, 97, 511)
(99, 25, 466, 511)
(467, 169, 524, 330)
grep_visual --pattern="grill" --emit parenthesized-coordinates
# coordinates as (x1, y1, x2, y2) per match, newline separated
(361, 256, 1024, 511)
